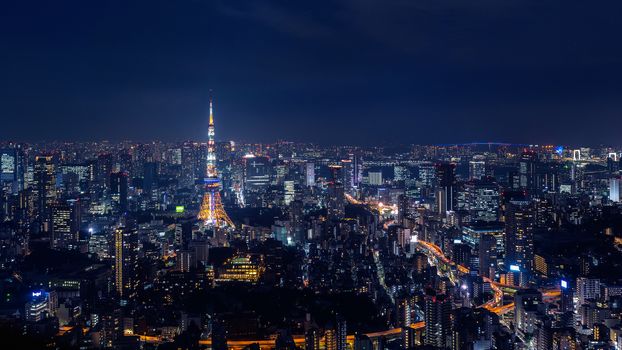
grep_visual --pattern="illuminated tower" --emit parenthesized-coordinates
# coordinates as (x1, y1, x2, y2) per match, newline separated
(198, 97, 234, 227)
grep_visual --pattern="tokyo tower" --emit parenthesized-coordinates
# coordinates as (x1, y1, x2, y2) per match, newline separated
(198, 96, 234, 227)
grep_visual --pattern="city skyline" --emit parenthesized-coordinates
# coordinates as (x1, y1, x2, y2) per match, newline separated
(3, 2, 622, 349)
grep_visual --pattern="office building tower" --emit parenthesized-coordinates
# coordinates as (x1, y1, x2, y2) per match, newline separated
(51, 199, 81, 249)
(368, 171, 383, 186)
(335, 315, 347, 350)
(0, 148, 22, 193)
(96, 153, 113, 190)
(505, 199, 535, 275)
(514, 289, 542, 336)
(25, 291, 56, 322)
(609, 177, 621, 202)
(242, 155, 272, 207)
(469, 156, 486, 180)
(305, 162, 315, 187)
(349, 153, 362, 189)
(479, 233, 497, 278)
(305, 328, 321, 350)
(115, 223, 139, 303)
(518, 151, 537, 192)
(143, 162, 158, 195)
(435, 162, 456, 216)
(177, 250, 196, 272)
(325, 328, 336, 350)
(284, 180, 295, 205)
(398, 298, 412, 327)
(110, 171, 129, 212)
(576, 277, 600, 306)
(560, 280, 573, 313)
(245, 156, 271, 189)
(326, 181, 345, 220)
(424, 292, 451, 348)
(418, 163, 436, 187)
(34, 155, 56, 232)
(464, 177, 500, 223)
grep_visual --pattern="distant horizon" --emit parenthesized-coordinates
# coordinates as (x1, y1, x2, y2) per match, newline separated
(1, 139, 620, 149)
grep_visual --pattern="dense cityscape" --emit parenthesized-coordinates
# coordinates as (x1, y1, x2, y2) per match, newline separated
(1, 98, 622, 349)
(3, 1, 622, 349)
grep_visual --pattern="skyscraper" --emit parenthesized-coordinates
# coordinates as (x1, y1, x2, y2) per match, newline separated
(468, 156, 486, 180)
(110, 171, 129, 212)
(305, 162, 315, 187)
(435, 162, 456, 216)
(326, 181, 345, 220)
(34, 155, 56, 232)
(505, 198, 535, 276)
(0, 147, 22, 193)
(51, 199, 80, 249)
(514, 289, 542, 336)
(478, 233, 497, 278)
(464, 177, 500, 223)
(115, 222, 138, 303)
(96, 153, 113, 191)
(424, 292, 451, 348)
(518, 151, 537, 192)
(609, 177, 621, 202)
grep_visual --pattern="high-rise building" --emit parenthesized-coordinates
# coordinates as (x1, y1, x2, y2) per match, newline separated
(435, 162, 456, 216)
(177, 250, 196, 272)
(368, 171, 383, 186)
(115, 222, 139, 303)
(335, 315, 347, 350)
(96, 153, 113, 190)
(469, 156, 486, 180)
(518, 151, 537, 192)
(284, 180, 295, 205)
(424, 292, 451, 348)
(348, 153, 362, 190)
(34, 155, 56, 232)
(305, 328, 321, 350)
(514, 289, 542, 336)
(143, 162, 158, 196)
(560, 280, 573, 313)
(505, 199, 535, 276)
(326, 182, 345, 220)
(418, 163, 436, 187)
(576, 277, 600, 307)
(0, 148, 23, 193)
(110, 172, 129, 212)
(305, 162, 315, 187)
(478, 233, 497, 278)
(609, 177, 621, 202)
(464, 177, 500, 223)
(51, 199, 81, 249)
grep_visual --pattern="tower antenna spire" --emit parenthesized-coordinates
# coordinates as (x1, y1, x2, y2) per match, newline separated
(209, 89, 214, 126)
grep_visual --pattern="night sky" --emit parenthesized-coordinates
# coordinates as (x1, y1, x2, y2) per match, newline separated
(1, 1, 621, 145)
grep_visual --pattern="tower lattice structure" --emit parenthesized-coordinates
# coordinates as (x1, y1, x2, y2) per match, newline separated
(198, 97, 234, 227)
